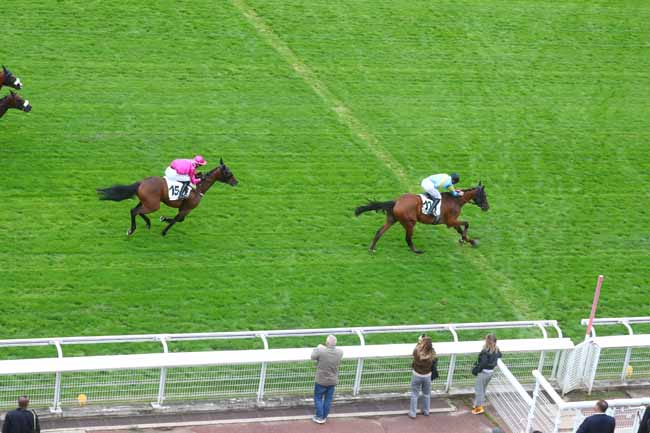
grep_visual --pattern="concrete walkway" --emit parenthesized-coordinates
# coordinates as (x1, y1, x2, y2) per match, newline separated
(43, 398, 499, 433)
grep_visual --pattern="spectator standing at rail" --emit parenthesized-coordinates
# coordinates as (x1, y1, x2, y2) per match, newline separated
(409, 334, 438, 419)
(638, 406, 650, 433)
(1, 396, 40, 433)
(575, 399, 615, 433)
(471, 334, 502, 415)
(311, 335, 343, 424)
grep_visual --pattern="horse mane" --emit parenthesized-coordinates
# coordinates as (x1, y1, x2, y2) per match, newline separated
(199, 165, 223, 185)
(441, 187, 477, 198)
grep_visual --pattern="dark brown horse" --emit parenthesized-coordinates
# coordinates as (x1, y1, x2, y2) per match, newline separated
(0, 66, 22, 90)
(97, 158, 238, 236)
(355, 183, 489, 254)
(0, 91, 31, 118)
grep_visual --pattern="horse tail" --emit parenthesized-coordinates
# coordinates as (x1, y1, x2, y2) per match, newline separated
(354, 200, 396, 217)
(96, 182, 140, 201)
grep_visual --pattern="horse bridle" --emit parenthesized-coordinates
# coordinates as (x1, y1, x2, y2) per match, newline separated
(472, 188, 487, 209)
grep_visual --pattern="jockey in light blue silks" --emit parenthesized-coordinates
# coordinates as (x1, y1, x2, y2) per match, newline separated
(420, 172, 464, 202)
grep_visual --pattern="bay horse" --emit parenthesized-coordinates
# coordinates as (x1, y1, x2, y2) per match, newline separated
(355, 183, 489, 254)
(97, 158, 238, 236)
(0, 66, 23, 90)
(0, 91, 31, 118)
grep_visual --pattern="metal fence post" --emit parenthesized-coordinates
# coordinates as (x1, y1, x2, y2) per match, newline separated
(50, 340, 63, 414)
(552, 409, 563, 433)
(257, 334, 269, 403)
(550, 322, 564, 380)
(587, 345, 601, 395)
(536, 324, 548, 374)
(445, 326, 459, 393)
(153, 336, 169, 408)
(353, 330, 365, 396)
(525, 376, 541, 433)
(620, 321, 634, 381)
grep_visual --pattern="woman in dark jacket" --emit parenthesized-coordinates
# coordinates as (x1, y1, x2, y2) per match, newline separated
(472, 334, 502, 415)
(409, 335, 437, 419)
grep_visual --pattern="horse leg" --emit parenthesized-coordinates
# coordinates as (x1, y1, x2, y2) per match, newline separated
(451, 220, 474, 246)
(369, 213, 396, 252)
(161, 210, 190, 237)
(401, 220, 423, 254)
(127, 203, 141, 236)
(454, 226, 465, 244)
(140, 213, 151, 230)
(461, 221, 479, 246)
(129, 200, 158, 236)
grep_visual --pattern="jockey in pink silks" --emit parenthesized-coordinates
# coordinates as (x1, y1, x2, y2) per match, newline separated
(164, 155, 207, 198)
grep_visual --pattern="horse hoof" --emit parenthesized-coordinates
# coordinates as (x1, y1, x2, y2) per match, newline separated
(414, 250, 424, 255)
(458, 239, 465, 244)
(126, 230, 133, 236)
(159, 216, 165, 222)
(470, 239, 479, 247)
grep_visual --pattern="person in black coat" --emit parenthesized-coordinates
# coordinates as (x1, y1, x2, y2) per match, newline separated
(576, 400, 615, 433)
(638, 405, 650, 433)
(1, 396, 40, 433)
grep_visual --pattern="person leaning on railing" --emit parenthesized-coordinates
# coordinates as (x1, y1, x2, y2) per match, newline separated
(409, 334, 439, 419)
(471, 334, 502, 415)
(310, 335, 343, 425)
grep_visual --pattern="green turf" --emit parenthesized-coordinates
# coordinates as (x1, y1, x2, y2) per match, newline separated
(1, 0, 648, 348)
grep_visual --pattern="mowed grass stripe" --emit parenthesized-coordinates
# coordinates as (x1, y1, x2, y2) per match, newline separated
(235, 0, 535, 320)
(232, 0, 409, 188)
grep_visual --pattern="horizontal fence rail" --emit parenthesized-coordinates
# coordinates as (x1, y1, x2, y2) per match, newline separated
(0, 320, 566, 412)
(581, 317, 650, 338)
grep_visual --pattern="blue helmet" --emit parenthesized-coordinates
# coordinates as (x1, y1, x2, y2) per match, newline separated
(450, 173, 460, 184)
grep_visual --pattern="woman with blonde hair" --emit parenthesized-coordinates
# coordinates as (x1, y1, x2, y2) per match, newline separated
(472, 333, 502, 415)
(409, 335, 438, 418)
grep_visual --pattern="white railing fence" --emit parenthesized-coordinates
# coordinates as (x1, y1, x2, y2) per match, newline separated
(486, 360, 535, 433)
(556, 317, 650, 394)
(557, 339, 598, 395)
(0, 320, 567, 413)
(490, 365, 650, 433)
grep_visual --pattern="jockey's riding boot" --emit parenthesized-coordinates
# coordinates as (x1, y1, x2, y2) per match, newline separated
(181, 182, 190, 199)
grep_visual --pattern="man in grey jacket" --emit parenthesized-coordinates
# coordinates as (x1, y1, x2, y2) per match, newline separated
(311, 335, 343, 424)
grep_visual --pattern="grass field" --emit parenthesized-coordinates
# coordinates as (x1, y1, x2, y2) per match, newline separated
(1, 1, 648, 348)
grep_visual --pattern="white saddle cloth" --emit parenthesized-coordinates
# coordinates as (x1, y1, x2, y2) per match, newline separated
(165, 177, 187, 201)
(420, 194, 441, 219)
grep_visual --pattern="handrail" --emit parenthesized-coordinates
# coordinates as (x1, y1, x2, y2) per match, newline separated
(532, 369, 564, 405)
(497, 359, 533, 404)
(0, 338, 573, 375)
(562, 397, 650, 410)
(533, 370, 650, 410)
(580, 317, 650, 326)
(0, 320, 561, 348)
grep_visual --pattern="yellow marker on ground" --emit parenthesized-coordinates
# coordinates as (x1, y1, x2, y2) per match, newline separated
(78, 393, 87, 406)
(626, 365, 634, 378)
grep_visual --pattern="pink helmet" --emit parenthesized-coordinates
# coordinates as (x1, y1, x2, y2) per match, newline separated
(193, 155, 207, 166)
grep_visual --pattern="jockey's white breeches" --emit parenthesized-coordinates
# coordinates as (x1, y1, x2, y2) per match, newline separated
(165, 167, 190, 183)
(421, 178, 441, 200)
